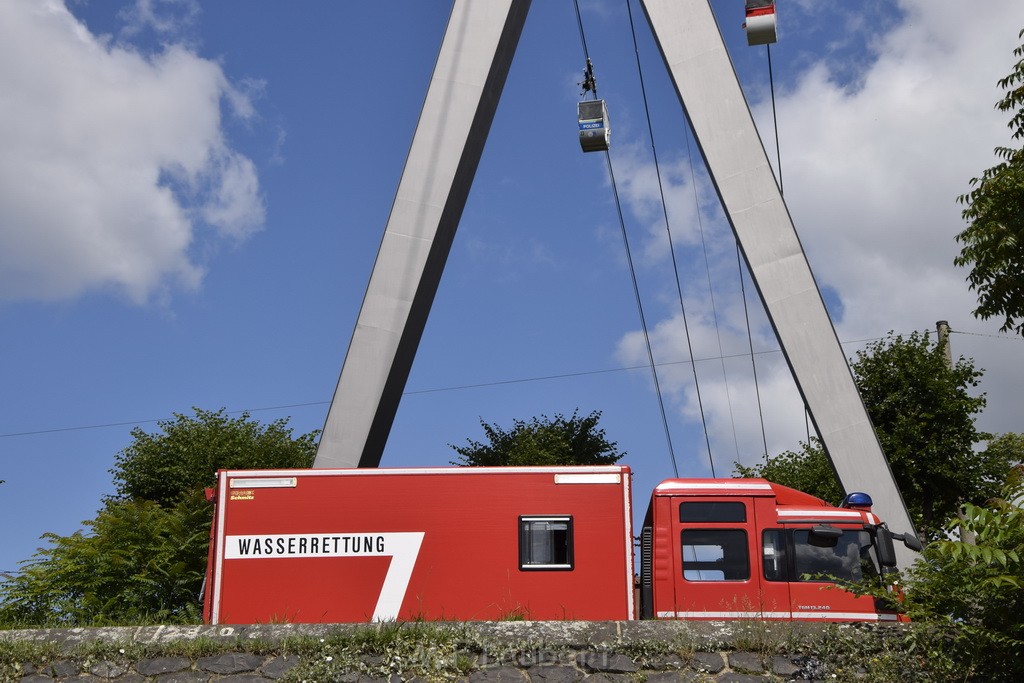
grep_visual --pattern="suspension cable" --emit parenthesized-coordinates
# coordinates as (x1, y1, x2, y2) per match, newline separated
(739, 40, 786, 462)
(768, 41, 817, 447)
(572, 0, 591, 64)
(737, 246, 770, 462)
(605, 153, 680, 478)
(626, 0, 717, 476)
(573, 0, 680, 477)
(767, 43, 783, 194)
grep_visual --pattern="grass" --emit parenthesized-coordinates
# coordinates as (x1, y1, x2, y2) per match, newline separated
(1, 618, 995, 682)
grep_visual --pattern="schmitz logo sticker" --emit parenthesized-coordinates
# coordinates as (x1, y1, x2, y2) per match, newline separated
(223, 532, 424, 621)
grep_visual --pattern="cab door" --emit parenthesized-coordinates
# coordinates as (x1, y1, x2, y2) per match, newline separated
(668, 497, 789, 619)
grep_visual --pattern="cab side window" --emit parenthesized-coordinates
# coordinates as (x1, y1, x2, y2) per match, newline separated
(792, 529, 879, 582)
(762, 529, 880, 582)
(679, 501, 746, 523)
(681, 529, 749, 581)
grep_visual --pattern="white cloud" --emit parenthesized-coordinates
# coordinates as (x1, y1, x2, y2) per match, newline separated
(0, 0, 264, 304)
(765, 1, 1019, 337)
(118, 0, 200, 40)
(615, 0, 1024, 457)
(768, 0, 1024, 439)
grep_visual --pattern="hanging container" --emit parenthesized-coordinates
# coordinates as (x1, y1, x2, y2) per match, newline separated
(578, 99, 610, 153)
(744, 1, 777, 46)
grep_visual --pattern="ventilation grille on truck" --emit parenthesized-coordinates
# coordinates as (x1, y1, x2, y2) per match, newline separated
(640, 526, 653, 619)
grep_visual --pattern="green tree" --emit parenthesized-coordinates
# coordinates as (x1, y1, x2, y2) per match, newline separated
(0, 408, 317, 626)
(0, 494, 210, 625)
(733, 439, 842, 504)
(737, 333, 1010, 539)
(850, 331, 998, 536)
(450, 410, 624, 467)
(840, 465, 1024, 681)
(111, 408, 317, 506)
(898, 466, 1023, 680)
(956, 29, 1024, 335)
(983, 432, 1024, 470)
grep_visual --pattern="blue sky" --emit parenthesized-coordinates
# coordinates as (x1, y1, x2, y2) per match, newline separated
(1, 0, 1022, 576)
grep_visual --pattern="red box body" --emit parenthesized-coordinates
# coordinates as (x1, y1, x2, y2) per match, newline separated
(204, 465, 634, 624)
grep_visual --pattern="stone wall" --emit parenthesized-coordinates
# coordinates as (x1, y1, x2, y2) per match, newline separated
(0, 620, 910, 682)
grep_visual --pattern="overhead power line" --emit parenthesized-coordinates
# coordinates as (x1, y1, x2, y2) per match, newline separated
(949, 329, 1024, 341)
(0, 331, 920, 443)
(0, 402, 330, 440)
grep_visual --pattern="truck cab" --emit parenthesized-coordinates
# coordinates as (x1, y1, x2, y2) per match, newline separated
(639, 479, 903, 622)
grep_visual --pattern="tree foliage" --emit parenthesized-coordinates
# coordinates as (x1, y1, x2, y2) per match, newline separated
(111, 408, 318, 506)
(450, 410, 624, 467)
(738, 332, 1009, 539)
(0, 408, 317, 626)
(832, 465, 1024, 681)
(851, 331, 998, 535)
(0, 494, 210, 626)
(932, 467, 1024, 593)
(733, 439, 842, 504)
(983, 431, 1024, 470)
(956, 29, 1024, 335)
(889, 467, 1023, 680)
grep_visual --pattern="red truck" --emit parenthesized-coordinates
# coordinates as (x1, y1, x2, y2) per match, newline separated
(203, 465, 913, 624)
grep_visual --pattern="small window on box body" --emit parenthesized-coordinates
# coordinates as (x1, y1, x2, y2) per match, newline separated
(519, 516, 574, 570)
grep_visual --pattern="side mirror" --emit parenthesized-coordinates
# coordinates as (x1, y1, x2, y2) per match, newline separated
(875, 527, 898, 568)
(895, 532, 924, 552)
